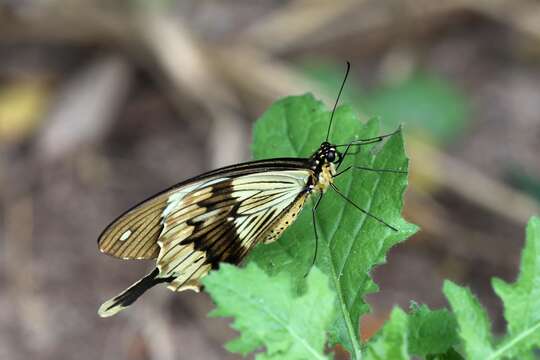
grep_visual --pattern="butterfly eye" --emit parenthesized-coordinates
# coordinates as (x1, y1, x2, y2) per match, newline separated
(326, 150, 336, 162)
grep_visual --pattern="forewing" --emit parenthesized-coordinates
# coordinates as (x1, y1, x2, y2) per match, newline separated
(98, 194, 168, 260)
(155, 170, 311, 292)
(98, 181, 204, 260)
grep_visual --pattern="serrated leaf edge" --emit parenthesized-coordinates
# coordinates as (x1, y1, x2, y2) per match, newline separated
(208, 269, 328, 359)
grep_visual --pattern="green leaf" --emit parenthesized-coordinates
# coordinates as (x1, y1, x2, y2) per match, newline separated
(441, 217, 540, 360)
(443, 281, 494, 359)
(361, 73, 469, 144)
(426, 347, 465, 360)
(407, 302, 459, 357)
(365, 307, 409, 360)
(250, 94, 418, 357)
(203, 263, 335, 359)
(492, 216, 540, 358)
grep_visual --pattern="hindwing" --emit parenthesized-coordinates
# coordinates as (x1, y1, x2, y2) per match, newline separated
(156, 170, 311, 292)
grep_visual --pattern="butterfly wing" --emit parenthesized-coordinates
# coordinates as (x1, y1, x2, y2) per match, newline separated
(98, 192, 169, 260)
(98, 159, 312, 264)
(155, 170, 312, 292)
(97, 160, 313, 317)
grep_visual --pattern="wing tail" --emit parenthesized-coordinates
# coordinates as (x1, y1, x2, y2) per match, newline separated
(98, 268, 167, 318)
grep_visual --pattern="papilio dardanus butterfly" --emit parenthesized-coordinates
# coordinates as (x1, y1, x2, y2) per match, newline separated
(97, 62, 405, 317)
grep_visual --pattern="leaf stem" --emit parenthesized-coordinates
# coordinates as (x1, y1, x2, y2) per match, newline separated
(330, 264, 363, 359)
(315, 211, 363, 359)
(487, 321, 540, 359)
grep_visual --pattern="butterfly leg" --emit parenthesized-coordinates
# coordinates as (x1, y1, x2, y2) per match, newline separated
(306, 192, 324, 277)
(335, 165, 353, 177)
(335, 165, 407, 178)
(352, 166, 407, 174)
(330, 183, 398, 231)
(336, 142, 353, 170)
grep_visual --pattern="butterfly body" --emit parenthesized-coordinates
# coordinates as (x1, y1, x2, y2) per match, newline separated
(97, 144, 341, 317)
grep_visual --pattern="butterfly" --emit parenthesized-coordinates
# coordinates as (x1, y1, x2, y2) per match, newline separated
(97, 62, 405, 317)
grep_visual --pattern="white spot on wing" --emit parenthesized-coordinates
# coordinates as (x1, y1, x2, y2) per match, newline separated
(119, 230, 132, 241)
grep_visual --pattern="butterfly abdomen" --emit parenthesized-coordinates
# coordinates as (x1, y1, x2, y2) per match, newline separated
(261, 192, 308, 244)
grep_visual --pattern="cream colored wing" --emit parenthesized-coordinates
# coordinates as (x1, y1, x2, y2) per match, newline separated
(154, 170, 311, 292)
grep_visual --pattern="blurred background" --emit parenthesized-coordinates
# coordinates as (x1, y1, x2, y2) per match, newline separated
(1, 0, 540, 359)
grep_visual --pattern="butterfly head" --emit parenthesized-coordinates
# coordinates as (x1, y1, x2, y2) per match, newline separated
(317, 142, 341, 164)
(309, 142, 341, 192)
(309, 142, 342, 170)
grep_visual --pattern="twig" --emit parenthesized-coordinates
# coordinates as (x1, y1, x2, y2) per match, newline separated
(134, 11, 247, 167)
(213, 46, 335, 106)
(237, 0, 361, 53)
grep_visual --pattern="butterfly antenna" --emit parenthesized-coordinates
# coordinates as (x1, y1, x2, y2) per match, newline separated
(326, 61, 351, 142)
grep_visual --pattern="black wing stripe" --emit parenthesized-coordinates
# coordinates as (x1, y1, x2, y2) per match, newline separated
(198, 188, 263, 211)
(164, 214, 237, 268)
(199, 223, 231, 253)
(199, 196, 239, 211)
(222, 208, 270, 256)
(207, 220, 245, 264)
(181, 215, 227, 244)
(171, 215, 249, 269)
(211, 208, 274, 265)
(201, 221, 236, 253)
(162, 205, 231, 240)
